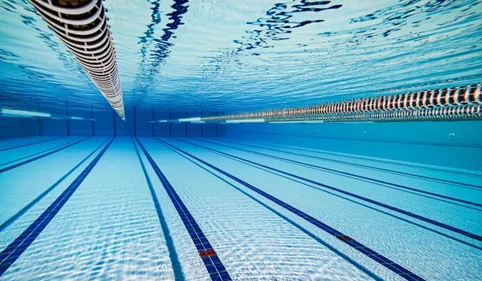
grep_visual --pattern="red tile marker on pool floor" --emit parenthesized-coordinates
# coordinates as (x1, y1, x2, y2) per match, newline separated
(337, 235, 354, 242)
(199, 249, 217, 258)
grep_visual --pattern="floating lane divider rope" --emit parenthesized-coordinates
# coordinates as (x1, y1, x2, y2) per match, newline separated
(0, 137, 61, 152)
(215, 138, 481, 189)
(178, 138, 482, 243)
(0, 137, 91, 174)
(158, 139, 427, 281)
(135, 138, 232, 281)
(29, 0, 125, 119)
(202, 84, 481, 123)
(0, 137, 114, 277)
(199, 139, 482, 208)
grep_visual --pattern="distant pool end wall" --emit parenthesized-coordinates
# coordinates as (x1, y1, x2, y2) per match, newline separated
(220, 120, 482, 171)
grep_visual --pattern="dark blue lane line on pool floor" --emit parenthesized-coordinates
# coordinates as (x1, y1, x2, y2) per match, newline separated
(0, 138, 85, 168)
(0, 137, 114, 277)
(199, 139, 482, 208)
(214, 138, 482, 189)
(132, 138, 185, 281)
(179, 139, 482, 243)
(0, 137, 91, 174)
(159, 139, 426, 281)
(185, 146, 482, 251)
(0, 137, 23, 143)
(0, 137, 61, 152)
(136, 138, 232, 281)
(0, 137, 110, 232)
(161, 140, 385, 281)
(238, 139, 482, 178)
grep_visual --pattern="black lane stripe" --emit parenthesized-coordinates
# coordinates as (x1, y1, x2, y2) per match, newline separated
(198, 139, 482, 208)
(215, 139, 482, 189)
(131, 138, 185, 281)
(135, 138, 232, 281)
(0, 137, 110, 232)
(158, 139, 426, 281)
(0, 137, 114, 277)
(240, 139, 482, 178)
(0, 137, 60, 152)
(177, 138, 482, 243)
(0, 137, 90, 174)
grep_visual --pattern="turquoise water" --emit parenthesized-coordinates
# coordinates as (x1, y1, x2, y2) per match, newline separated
(1, 0, 482, 281)
(1, 0, 482, 113)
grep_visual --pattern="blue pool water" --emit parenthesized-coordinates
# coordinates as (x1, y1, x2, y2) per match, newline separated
(1, 0, 482, 113)
(1, 0, 482, 281)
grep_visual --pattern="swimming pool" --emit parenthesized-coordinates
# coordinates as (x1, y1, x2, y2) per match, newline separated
(1, 0, 482, 280)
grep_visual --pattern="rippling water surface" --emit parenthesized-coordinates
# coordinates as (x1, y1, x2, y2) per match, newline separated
(0, 0, 481, 114)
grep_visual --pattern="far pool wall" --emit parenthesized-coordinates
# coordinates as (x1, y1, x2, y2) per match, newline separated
(0, 108, 221, 138)
(220, 121, 482, 171)
(0, 117, 38, 139)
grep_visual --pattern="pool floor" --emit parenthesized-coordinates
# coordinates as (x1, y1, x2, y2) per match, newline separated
(0, 137, 481, 281)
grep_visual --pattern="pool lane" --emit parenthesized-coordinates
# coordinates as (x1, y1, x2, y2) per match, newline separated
(0, 138, 110, 233)
(179, 138, 482, 243)
(0, 137, 60, 152)
(132, 139, 185, 281)
(216, 138, 482, 189)
(136, 138, 231, 281)
(0, 137, 84, 166)
(189, 138, 482, 240)
(0, 137, 25, 144)
(0, 138, 176, 280)
(160, 139, 424, 281)
(235, 139, 482, 182)
(203, 139, 482, 207)
(0, 137, 60, 151)
(0, 138, 113, 276)
(0, 137, 109, 231)
(0, 137, 89, 173)
(0, 137, 49, 148)
(163, 138, 482, 281)
(139, 138, 377, 281)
